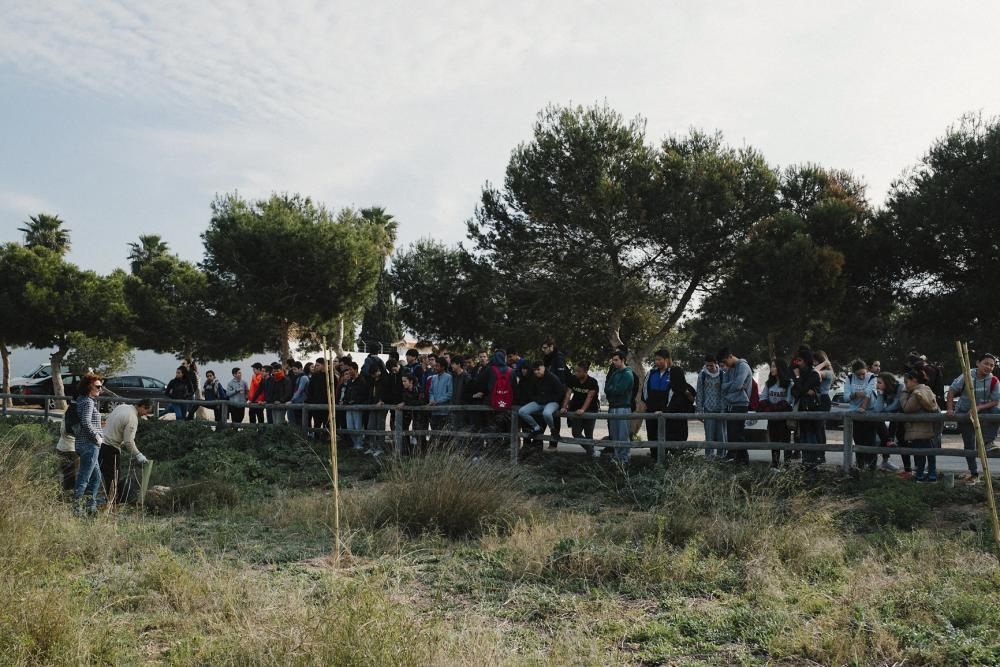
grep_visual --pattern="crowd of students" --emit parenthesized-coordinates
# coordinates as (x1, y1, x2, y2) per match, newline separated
(58, 341, 999, 514)
(176, 340, 997, 481)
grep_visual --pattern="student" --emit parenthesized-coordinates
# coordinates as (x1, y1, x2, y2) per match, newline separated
(288, 362, 309, 427)
(696, 354, 726, 459)
(605, 351, 636, 463)
(542, 338, 570, 386)
(718, 348, 753, 464)
(363, 357, 388, 455)
(449, 355, 470, 430)
(901, 371, 940, 482)
(384, 359, 404, 432)
(203, 370, 226, 423)
(642, 349, 672, 450)
(791, 349, 823, 476)
(180, 359, 199, 420)
(247, 362, 266, 425)
(947, 352, 1000, 484)
(397, 372, 427, 454)
(517, 360, 565, 446)
(664, 365, 696, 449)
(269, 362, 292, 424)
(73, 373, 105, 515)
(872, 373, 907, 476)
(99, 399, 152, 506)
(306, 359, 330, 433)
(760, 359, 793, 470)
(341, 362, 367, 450)
(226, 367, 249, 424)
(165, 366, 192, 421)
(561, 362, 600, 454)
(813, 350, 835, 460)
(427, 357, 454, 435)
(844, 359, 877, 470)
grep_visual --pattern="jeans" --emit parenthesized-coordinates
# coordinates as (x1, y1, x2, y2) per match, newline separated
(229, 405, 246, 424)
(346, 410, 365, 449)
(853, 420, 877, 469)
(767, 418, 791, 467)
(267, 408, 286, 425)
(249, 406, 265, 424)
(98, 444, 122, 506)
(959, 408, 1000, 474)
(74, 441, 102, 511)
(519, 401, 560, 432)
(609, 407, 631, 462)
(725, 405, 749, 463)
(911, 437, 938, 478)
(367, 410, 387, 450)
(169, 403, 186, 421)
(568, 414, 596, 453)
(703, 418, 726, 458)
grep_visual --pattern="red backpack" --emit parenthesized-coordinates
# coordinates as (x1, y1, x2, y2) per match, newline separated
(490, 366, 514, 410)
(749, 378, 760, 411)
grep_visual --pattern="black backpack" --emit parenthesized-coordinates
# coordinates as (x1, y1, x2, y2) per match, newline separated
(64, 400, 81, 436)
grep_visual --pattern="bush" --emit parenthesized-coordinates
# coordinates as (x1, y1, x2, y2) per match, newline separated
(343, 447, 530, 538)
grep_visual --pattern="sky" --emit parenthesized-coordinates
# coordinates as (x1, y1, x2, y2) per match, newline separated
(2, 0, 999, 276)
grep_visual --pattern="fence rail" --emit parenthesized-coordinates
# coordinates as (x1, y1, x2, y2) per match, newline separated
(3, 393, 997, 472)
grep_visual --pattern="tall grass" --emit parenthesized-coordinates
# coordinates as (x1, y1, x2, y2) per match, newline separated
(343, 447, 531, 538)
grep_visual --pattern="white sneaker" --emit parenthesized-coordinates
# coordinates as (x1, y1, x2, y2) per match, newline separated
(879, 460, 900, 472)
(770, 466, 783, 473)
(352, 445, 364, 451)
(370, 449, 383, 458)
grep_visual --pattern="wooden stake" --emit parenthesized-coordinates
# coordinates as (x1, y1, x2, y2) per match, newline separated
(957, 340, 1000, 552)
(322, 338, 341, 567)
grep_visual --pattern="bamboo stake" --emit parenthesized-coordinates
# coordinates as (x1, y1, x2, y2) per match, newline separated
(957, 340, 1000, 552)
(322, 338, 341, 566)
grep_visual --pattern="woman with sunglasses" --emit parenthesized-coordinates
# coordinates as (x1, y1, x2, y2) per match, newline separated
(73, 373, 106, 515)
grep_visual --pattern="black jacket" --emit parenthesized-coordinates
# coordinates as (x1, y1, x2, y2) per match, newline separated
(666, 367, 696, 413)
(306, 371, 328, 404)
(383, 371, 404, 404)
(544, 348, 570, 385)
(166, 377, 192, 400)
(343, 375, 372, 405)
(526, 370, 565, 405)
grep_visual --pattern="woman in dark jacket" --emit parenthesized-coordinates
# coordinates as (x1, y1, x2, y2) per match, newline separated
(791, 348, 823, 475)
(665, 366, 696, 443)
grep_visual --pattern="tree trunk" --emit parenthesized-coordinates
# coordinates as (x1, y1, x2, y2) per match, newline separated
(50, 346, 68, 411)
(334, 318, 346, 357)
(1, 341, 10, 409)
(606, 312, 646, 434)
(278, 321, 292, 362)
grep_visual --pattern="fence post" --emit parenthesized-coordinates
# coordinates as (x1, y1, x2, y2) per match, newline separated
(2, 395, 7, 418)
(841, 414, 854, 474)
(509, 409, 519, 465)
(393, 407, 404, 456)
(656, 413, 667, 464)
(301, 403, 310, 431)
(216, 400, 226, 428)
(43, 399, 50, 421)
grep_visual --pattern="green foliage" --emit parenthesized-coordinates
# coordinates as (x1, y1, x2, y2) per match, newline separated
(389, 239, 499, 347)
(18, 213, 70, 255)
(124, 237, 255, 363)
(357, 269, 401, 352)
(202, 193, 393, 355)
(881, 112, 1000, 367)
(64, 332, 135, 376)
(467, 103, 779, 363)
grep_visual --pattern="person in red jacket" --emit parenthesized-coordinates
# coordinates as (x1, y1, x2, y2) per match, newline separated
(248, 362, 266, 424)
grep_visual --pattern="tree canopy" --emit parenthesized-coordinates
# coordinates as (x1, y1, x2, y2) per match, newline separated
(202, 193, 394, 359)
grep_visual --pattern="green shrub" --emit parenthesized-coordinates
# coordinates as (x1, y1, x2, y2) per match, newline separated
(343, 447, 530, 538)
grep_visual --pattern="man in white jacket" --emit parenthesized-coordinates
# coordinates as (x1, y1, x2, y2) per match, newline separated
(98, 398, 152, 506)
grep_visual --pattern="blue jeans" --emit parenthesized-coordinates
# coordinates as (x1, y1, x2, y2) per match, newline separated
(346, 410, 365, 449)
(608, 407, 631, 462)
(911, 437, 938, 478)
(169, 403, 186, 421)
(703, 418, 726, 458)
(518, 401, 559, 432)
(959, 408, 1000, 474)
(74, 441, 102, 510)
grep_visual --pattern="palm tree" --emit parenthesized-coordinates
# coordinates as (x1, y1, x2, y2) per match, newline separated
(360, 206, 398, 250)
(19, 213, 70, 255)
(127, 234, 170, 273)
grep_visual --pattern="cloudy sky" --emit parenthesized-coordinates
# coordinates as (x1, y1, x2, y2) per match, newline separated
(2, 0, 998, 273)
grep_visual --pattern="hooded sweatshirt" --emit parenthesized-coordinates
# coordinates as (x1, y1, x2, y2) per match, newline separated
(696, 366, 724, 413)
(721, 358, 753, 408)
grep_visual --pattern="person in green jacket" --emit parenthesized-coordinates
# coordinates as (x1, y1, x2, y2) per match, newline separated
(605, 351, 636, 463)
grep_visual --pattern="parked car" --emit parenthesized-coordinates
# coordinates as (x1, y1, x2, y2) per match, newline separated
(9, 363, 56, 386)
(104, 375, 168, 401)
(9, 373, 116, 412)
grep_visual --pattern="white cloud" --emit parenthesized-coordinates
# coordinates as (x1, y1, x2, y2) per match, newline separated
(0, 190, 56, 217)
(1, 0, 999, 272)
